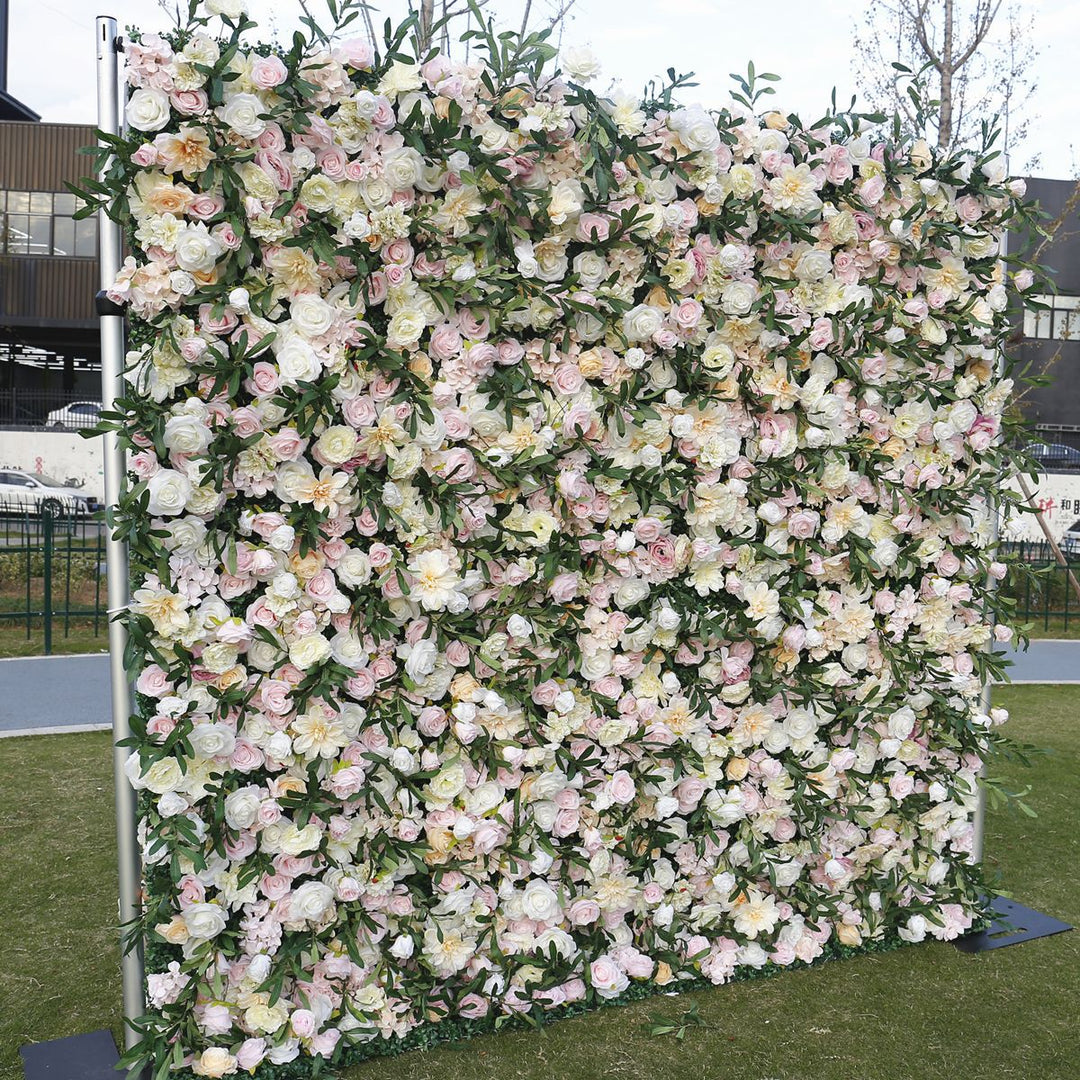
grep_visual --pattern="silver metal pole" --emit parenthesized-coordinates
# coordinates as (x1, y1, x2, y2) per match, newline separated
(971, 222, 1010, 866)
(97, 14, 145, 1056)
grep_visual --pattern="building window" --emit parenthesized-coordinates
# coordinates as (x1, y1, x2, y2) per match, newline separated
(0, 190, 97, 257)
(1024, 294, 1080, 341)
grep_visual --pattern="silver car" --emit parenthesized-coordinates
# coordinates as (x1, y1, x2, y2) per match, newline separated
(0, 469, 99, 515)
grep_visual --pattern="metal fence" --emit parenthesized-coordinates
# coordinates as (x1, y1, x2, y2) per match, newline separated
(0, 388, 103, 430)
(0, 499, 107, 653)
(999, 540, 1080, 634)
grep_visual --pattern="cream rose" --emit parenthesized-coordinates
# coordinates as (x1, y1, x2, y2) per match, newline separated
(127, 89, 171, 132)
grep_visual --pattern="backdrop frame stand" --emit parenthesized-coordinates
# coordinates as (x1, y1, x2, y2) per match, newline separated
(21, 16, 146, 1080)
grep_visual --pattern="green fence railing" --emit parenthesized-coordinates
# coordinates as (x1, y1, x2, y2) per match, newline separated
(0, 499, 107, 654)
(999, 541, 1080, 635)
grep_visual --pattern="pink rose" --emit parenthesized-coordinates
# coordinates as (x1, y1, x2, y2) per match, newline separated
(136, 664, 172, 697)
(251, 55, 288, 90)
(552, 363, 584, 395)
(609, 768, 630, 803)
(334, 37, 375, 69)
(576, 213, 610, 242)
(170, 90, 208, 116)
(235, 1040, 266, 1071)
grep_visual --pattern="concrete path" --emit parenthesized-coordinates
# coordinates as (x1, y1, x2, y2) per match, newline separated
(0, 642, 1076, 738)
(0, 653, 110, 735)
(997, 640, 1080, 684)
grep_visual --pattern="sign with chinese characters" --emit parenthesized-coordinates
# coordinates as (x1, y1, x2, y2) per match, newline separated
(1003, 472, 1080, 542)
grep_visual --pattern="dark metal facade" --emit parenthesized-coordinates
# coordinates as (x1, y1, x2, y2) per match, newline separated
(0, 121, 99, 383)
(1009, 177, 1080, 449)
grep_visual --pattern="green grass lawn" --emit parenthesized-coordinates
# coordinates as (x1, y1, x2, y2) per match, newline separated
(0, 685, 1076, 1080)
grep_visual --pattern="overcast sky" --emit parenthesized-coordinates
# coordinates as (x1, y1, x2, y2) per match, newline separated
(6, 0, 1077, 177)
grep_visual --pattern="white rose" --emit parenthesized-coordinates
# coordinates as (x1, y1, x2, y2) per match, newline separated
(670, 105, 720, 152)
(163, 414, 211, 456)
(126, 88, 171, 132)
(580, 647, 614, 680)
(192, 1048, 238, 1078)
(289, 633, 332, 670)
(548, 179, 584, 224)
(404, 639, 438, 679)
(795, 249, 833, 282)
(224, 786, 263, 830)
(622, 303, 664, 342)
(721, 280, 757, 316)
(381, 146, 425, 190)
(387, 306, 427, 348)
(188, 723, 237, 760)
(521, 880, 562, 923)
(125, 754, 184, 795)
(614, 578, 650, 609)
(336, 549, 372, 587)
(206, 0, 247, 15)
(316, 425, 358, 464)
(390, 934, 415, 960)
(507, 614, 532, 639)
(147, 469, 193, 516)
(330, 630, 368, 671)
(183, 902, 228, 940)
(290, 295, 336, 338)
(276, 337, 322, 386)
(562, 46, 602, 83)
(217, 92, 267, 140)
(174, 224, 224, 274)
(290, 881, 334, 922)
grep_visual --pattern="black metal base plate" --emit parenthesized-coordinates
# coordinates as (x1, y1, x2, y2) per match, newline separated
(955, 896, 1073, 952)
(20, 1030, 119, 1080)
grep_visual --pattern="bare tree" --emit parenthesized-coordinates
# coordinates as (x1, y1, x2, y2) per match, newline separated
(410, 0, 576, 56)
(853, 0, 1039, 165)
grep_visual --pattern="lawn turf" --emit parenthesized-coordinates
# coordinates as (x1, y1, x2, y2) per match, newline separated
(0, 684, 1076, 1080)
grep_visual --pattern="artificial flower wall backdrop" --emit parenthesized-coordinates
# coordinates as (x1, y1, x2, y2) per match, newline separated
(93, 0, 1035, 1074)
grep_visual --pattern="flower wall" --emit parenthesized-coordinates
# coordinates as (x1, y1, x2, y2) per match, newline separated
(101, 2, 1031, 1075)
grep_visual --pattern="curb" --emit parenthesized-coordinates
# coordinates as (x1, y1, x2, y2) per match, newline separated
(0, 723, 111, 739)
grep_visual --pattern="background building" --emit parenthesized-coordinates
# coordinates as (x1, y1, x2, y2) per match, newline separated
(1011, 177, 1080, 458)
(1, 0, 98, 431)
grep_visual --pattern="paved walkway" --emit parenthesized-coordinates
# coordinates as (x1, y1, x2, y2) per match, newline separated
(0, 642, 1076, 737)
(0, 653, 111, 734)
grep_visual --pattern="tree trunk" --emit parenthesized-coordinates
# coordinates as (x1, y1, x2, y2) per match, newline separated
(938, 0, 954, 149)
(418, 0, 435, 54)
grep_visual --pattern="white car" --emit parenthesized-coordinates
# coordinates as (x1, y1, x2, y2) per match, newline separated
(44, 400, 103, 430)
(1062, 519, 1080, 558)
(0, 470, 99, 515)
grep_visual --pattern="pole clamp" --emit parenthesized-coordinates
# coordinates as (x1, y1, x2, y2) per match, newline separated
(95, 290, 126, 317)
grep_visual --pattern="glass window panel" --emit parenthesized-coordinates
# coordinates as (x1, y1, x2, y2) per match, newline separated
(1026, 308, 1051, 339)
(74, 216, 97, 257)
(27, 214, 51, 254)
(6, 191, 30, 213)
(29, 191, 52, 213)
(4, 214, 29, 253)
(52, 192, 77, 215)
(1055, 310, 1079, 341)
(52, 216, 74, 255)
(1054, 295, 1080, 310)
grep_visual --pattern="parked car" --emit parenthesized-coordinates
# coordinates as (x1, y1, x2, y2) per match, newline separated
(1022, 441, 1080, 470)
(44, 400, 102, 430)
(0, 470, 99, 515)
(1062, 519, 1080, 557)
